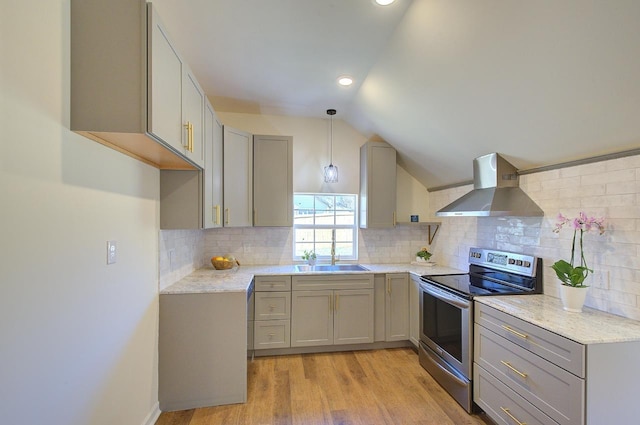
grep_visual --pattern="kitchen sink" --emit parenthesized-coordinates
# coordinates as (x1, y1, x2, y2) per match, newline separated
(295, 264, 369, 272)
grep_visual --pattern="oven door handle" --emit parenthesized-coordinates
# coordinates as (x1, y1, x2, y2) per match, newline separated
(420, 283, 470, 309)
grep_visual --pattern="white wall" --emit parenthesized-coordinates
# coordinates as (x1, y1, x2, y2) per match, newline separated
(428, 155, 640, 321)
(1, 2, 160, 424)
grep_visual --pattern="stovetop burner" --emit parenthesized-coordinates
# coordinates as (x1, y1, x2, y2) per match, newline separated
(421, 247, 542, 299)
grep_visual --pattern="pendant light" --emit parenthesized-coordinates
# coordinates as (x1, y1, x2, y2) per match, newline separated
(324, 108, 338, 183)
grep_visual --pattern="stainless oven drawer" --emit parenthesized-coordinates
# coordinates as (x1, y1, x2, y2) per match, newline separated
(419, 343, 471, 413)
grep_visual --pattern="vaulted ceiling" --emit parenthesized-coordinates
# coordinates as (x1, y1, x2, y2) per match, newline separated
(152, 0, 640, 188)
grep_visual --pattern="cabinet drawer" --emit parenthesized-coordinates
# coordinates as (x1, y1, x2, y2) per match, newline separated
(475, 302, 585, 377)
(292, 274, 373, 291)
(254, 292, 291, 320)
(254, 320, 290, 349)
(475, 325, 584, 425)
(474, 364, 558, 425)
(255, 275, 292, 292)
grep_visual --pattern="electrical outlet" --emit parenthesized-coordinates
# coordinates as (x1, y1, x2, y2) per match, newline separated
(107, 241, 117, 265)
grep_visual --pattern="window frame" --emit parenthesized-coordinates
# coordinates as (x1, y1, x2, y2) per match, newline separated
(292, 193, 359, 262)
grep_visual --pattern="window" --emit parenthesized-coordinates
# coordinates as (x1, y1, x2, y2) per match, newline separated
(293, 193, 358, 261)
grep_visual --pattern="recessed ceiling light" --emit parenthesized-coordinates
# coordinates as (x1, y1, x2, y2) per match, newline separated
(375, 0, 396, 5)
(337, 76, 353, 86)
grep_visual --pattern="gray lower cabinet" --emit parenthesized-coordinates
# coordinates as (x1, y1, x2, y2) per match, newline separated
(159, 292, 247, 411)
(474, 302, 640, 425)
(374, 273, 410, 342)
(253, 276, 292, 350)
(291, 274, 374, 347)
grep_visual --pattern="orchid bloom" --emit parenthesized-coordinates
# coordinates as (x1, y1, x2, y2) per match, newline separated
(552, 212, 606, 287)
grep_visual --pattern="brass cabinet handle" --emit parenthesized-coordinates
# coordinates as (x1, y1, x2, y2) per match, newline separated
(502, 325, 528, 339)
(225, 208, 229, 225)
(500, 407, 527, 425)
(393, 211, 396, 226)
(501, 360, 528, 379)
(214, 205, 220, 225)
(183, 122, 193, 152)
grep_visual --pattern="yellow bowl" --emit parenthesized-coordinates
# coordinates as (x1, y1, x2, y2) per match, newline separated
(211, 259, 235, 270)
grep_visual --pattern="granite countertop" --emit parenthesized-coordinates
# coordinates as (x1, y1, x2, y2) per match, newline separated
(160, 263, 465, 295)
(476, 295, 640, 345)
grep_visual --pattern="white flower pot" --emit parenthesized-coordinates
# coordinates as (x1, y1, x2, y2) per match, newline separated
(559, 285, 588, 312)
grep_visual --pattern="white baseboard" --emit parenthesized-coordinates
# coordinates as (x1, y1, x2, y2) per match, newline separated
(142, 402, 161, 425)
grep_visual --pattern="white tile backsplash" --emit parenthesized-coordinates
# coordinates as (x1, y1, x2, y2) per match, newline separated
(159, 229, 205, 291)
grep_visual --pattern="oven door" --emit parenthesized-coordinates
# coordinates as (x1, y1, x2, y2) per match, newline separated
(419, 280, 472, 380)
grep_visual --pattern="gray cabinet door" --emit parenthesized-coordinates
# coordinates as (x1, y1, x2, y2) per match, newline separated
(253, 135, 293, 227)
(409, 274, 421, 347)
(334, 289, 374, 345)
(203, 101, 223, 228)
(385, 273, 409, 341)
(360, 141, 396, 228)
(223, 126, 253, 227)
(291, 290, 333, 347)
(182, 66, 205, 167)
(148, 5, 183, 153)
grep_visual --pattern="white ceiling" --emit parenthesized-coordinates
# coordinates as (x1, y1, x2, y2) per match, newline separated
(152, 0, 640, 188)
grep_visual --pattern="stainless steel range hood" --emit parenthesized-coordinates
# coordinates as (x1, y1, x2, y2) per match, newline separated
(436, 153, 544, 217)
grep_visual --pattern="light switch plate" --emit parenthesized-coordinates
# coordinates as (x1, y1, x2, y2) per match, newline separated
(107, 241, 117, 265)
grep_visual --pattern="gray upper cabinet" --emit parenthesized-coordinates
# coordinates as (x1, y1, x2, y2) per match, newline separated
(159, 99, 220, 230)
(203, 100, 223, 229)
(70, 0, 203, 170)
(359, 141, 397, 228)
(180, 66, 205, 168)
(223, 126, 253, 227)
(253, 135, 293, 227)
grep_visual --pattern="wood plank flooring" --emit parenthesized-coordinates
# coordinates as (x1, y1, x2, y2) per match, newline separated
(155, 348, 494, 425)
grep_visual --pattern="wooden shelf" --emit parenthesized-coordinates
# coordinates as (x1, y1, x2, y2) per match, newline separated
(396, 221, 441, 245)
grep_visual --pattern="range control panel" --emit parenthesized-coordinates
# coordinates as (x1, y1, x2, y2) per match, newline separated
(468, 247, 537, 277)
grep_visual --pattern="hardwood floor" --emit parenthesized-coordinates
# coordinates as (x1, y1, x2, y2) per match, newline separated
(156, 348, 494, 425)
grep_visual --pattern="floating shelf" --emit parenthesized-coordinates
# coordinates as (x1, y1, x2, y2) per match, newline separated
(396, 221, 441, 245)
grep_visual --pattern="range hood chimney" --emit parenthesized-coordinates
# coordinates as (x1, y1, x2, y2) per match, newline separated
(436, 153, 544, 217)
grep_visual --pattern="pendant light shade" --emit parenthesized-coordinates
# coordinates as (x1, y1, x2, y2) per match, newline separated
(324, 109, 338, 183)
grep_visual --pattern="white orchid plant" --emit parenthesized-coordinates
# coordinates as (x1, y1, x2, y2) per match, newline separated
(551, 212, 605, 287)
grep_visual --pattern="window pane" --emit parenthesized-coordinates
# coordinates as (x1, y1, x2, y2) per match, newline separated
(315, 228, 333, 243)
(336, 211, 354, 225)
(295, 244, 315, 257)
(336, 243, 354, 257)
(294, 215, 314, 225)
(335, 195, 355, 210)
(315, 243, 332, 257)
(335, 229, 353, 242)
(294, 228, 314, 243)
(315, 213, 335, 225)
